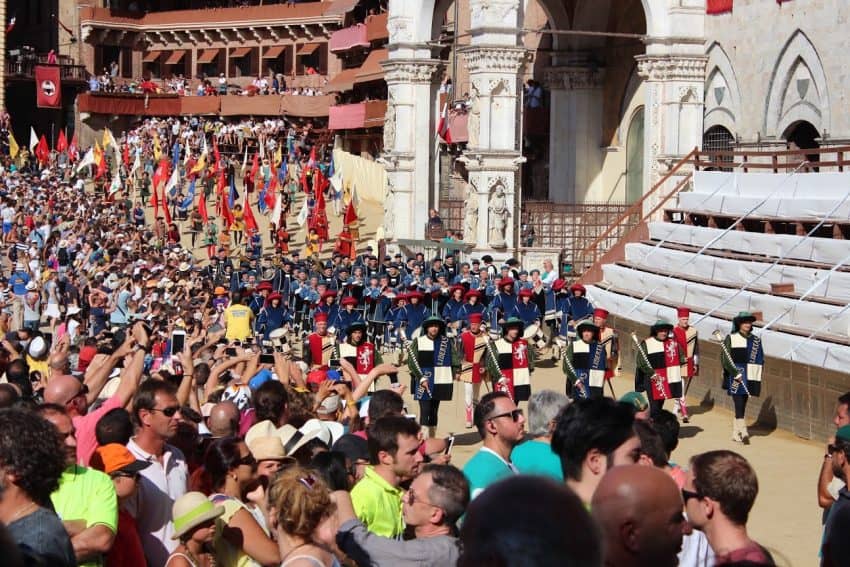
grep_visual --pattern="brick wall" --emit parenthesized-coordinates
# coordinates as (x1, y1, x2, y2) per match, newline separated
(611, 314, 842, 442)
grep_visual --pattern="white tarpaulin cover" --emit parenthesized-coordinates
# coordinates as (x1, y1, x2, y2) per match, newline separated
(649, 222, 850, 266)
(587, 285, 850, 372)
(676, 191, 850, 220)
(601, 264, 850, 337)
(625, 242, 850, 303)
(694, 170, 850, 199)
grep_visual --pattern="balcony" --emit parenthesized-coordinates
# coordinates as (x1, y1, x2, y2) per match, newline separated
(5, 54, 88, 83)
(80, 4, 345, 48)
(328, 100, 387, 130)
(78, 91, 334, 118)
(329, 23, 369, 52)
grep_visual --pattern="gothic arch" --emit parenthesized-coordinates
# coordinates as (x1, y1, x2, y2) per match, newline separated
(763, 30, 830, 139)
(704, 42, 742, 137)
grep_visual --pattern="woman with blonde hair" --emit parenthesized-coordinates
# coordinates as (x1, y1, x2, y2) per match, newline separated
(268, 466, 341, 567)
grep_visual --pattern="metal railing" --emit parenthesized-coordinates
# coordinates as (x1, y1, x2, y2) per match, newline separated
(5, 57, 89, 82)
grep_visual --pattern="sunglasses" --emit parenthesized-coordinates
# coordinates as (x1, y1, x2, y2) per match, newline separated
(681, 488, 702, 502)
(406, 489, 437, 507)
(111, 471, 140, 480)
(65, 383, 89, 405)
(487, 408, 523, 422)
(151, 405, 180, 418)
(237, 454, 257, 467)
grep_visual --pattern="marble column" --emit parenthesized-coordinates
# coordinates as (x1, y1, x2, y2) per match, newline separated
(380, 58, 442, 240)
(544, 59, 605, 204)
(636, 54, 707, 217)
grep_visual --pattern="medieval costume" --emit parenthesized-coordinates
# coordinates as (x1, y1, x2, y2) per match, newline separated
(563, 319, 607, 400)
(722, 311, 764, 444)
(635, 320, 685, 418)
(485, 318, 535, 402)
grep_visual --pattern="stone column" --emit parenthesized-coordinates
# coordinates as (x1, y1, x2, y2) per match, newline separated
(380, 58, 442, 241)
(458, 0, 527, 256)
(544, 58, 605, 204)
(636, 54, 707, 216)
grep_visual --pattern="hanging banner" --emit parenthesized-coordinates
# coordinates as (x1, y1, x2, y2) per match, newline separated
(35, 66, 62, 108)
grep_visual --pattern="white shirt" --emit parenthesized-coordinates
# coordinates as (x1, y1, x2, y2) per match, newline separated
(125, 438, 188, 567)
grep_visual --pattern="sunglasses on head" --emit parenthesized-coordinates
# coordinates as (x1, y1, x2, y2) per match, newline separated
(151, 405, 180, 418)
(487, 408, 523, 422)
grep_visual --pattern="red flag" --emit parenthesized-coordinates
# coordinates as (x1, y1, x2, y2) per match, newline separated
(95, 154, 108, 180)
(249, 153, 259, 181)
(264, 181, 277, 210)
(436, 103, 452, 144)
(68, 133, 78, 161)
(152, 159, 169, 190)
(122, 144, 130, 168)
(198, 191, 209, 224)
(56, 130, 68, 153)
(344, 200, 357, 225)
(308, 146, 317, 168)
(243, 194, 258, 234)
(162, 191, 171, 224)
(316, 181, 326, 212)
(35, 135, 49, 163)
(213, 141, 221, 170)
(35, 66, 62, 108)
(300, 167, 309, 193)
(221, 188, 234, 227)
(152, 184, 159, 219)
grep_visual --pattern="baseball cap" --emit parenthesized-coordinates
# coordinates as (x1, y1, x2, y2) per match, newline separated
(90, 443, 151, 476)
(619, 391, 649, 412)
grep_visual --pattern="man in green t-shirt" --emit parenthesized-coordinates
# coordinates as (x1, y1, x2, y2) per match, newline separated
(351, 416, 423, 538)
(40, 405, 118, 567)
(463, 391, 526, 499)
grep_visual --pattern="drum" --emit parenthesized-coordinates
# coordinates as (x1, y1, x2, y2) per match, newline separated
(522, 323, 548, 350)
(269, 327, 288, 346)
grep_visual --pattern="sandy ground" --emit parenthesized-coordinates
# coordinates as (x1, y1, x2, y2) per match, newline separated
(170, 189, 820, 566)
(398, 365, 823, 567)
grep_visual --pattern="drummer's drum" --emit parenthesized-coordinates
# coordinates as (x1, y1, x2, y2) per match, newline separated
(523, 322, 549, 350)
(269, 327, 288, 346)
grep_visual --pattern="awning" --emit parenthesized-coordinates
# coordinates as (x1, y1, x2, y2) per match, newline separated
(197, 49, 220, 64)
(325, 67, 360, 93)
(297, 43, 321, 56)
(262, 45, 286, 59)
(230, 47, 252, 59)
(165, 50, 186, 65)
(143, 51, 162, 63)
(324, 0, 359, 16)
(355, 48, 387, 84)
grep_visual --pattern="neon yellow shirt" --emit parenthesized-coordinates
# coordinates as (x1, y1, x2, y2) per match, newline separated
(224, 304, 254, 341)
(350, 466, 404, 538)
(50, 465, 118, 567)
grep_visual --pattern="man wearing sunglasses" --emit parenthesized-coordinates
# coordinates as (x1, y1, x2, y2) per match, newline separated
(463, 391, 525, 500)
(43, 322, 147, 465)
(683, 450, 772, 565)
(822, 426, 850, 566)
(38, 404, 118, 567)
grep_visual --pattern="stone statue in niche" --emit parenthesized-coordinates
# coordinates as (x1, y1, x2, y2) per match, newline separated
(463, 181, 478, 243)
(383, 179, 396, 239)
(383, 92, 396, 150)
(488, 181, 509, 248)
(467, 83, 480, 149)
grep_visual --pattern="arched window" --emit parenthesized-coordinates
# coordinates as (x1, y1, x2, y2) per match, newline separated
(625, 107, 645, 204)
(702, 125, 735, 170)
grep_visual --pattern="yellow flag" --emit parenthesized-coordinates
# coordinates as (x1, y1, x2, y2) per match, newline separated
(102, 128, 115, 150)
(94, 140, 104, 164)
(190, 152, 206, 176)
(8, 131, 19, 159)
(153, 135, 162, 161)
(274, 144, 282, 167)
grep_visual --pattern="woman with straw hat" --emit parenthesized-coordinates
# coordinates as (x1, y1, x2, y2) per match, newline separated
(166, 492, 224, 567)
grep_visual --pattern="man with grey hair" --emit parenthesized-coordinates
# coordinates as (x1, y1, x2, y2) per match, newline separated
(510, 389, 569, 481)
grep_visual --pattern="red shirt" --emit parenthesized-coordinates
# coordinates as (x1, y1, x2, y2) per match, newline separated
(107, 509, 146, 567)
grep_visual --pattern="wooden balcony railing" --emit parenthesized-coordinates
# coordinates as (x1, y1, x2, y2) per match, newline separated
(5, 57, 89, 82)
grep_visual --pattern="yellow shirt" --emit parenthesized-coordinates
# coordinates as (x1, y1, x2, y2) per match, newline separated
(350, 466, 404, 538)
(224, 304, 253, 341)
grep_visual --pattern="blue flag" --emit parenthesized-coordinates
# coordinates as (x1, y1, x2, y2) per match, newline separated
(181, 179, 196, 209)
(171, 142, 181, 172)
(229, 176, 237, 209)
(258, 179, 269, 213)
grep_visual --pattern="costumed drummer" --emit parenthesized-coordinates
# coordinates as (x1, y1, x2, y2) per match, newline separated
(337, 321, 397, 391)
(303, 312, 336, 377)
(485, 317, 535, 402)
(459, 312, 489, 428)
(563, 318, 606, 400)
(593, 308, 619, 391)
(635, 320, 685, 418)
(722, 311, 764, 444)
(407, 315, 458, 438)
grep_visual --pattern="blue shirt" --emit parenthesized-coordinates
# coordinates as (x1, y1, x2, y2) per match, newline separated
(9, 271, 29, 296)
(511, 439, 564, 481)
(463, 447, 517, 500)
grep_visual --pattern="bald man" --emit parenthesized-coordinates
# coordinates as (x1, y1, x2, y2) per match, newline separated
(206, 401, 240, 438)
(43, 329, 145, 465)
(591, 465, 689, 567)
